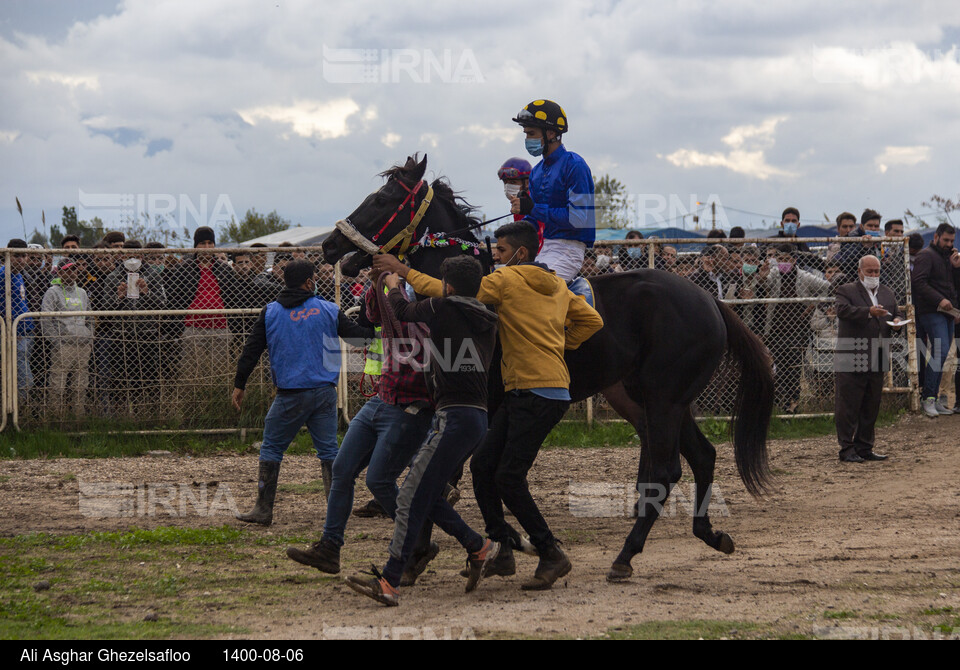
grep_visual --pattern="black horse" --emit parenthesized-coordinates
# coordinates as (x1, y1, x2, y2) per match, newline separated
(322, 155, 775, 582)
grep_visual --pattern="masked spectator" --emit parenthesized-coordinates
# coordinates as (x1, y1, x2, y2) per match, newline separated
(764, 244, 833, 413)
(167, 227, 240, 385)
(101, 240, 167, 414)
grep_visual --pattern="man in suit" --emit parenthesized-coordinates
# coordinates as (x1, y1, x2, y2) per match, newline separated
(834, 255, 904, 463)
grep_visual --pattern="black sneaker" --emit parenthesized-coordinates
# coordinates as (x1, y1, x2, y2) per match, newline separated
(286, 537, 341, 574)
(399, 541, 439, 587)
(352, 499, 388, 518)
(464, 540, 500, 593)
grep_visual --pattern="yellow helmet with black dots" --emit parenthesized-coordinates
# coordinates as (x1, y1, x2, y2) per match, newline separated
(512, 99, 568, 135)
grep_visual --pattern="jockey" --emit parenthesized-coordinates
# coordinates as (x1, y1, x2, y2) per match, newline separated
(511, 99, 596, 282)
(497, 157, 532, 223)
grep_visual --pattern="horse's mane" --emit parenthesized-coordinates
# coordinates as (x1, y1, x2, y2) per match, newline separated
(379, 154, 482, 233)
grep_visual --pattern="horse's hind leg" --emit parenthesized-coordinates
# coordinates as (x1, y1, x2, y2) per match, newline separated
(678, 413, 735, 555)
(607, 398, 685, 583)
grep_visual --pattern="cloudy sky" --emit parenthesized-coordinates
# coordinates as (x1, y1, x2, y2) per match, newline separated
(2, 0, 960, 244)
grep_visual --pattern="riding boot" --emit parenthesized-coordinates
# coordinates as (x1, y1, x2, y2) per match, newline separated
(236, 460, 281, 525)
(521, 542, 571, 591)
(320, 459, 334, 503)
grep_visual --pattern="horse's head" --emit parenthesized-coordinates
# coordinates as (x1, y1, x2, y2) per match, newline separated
(323, 154, 428, 277)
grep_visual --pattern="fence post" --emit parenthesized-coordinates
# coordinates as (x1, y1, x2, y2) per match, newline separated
(902, 239, 920, 412)
(586, 395, 594, 428)
(646, 240, 655, 269)
(3, 250, 10, 422)
(334, 261, 350, 423)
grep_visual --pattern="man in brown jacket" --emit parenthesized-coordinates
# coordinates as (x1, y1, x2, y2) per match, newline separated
(834, 256, 903, 463)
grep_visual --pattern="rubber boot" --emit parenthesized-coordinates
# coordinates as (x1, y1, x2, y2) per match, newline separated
(320, 460, 334, 503)
(521, 543, 571, 591)
(236, 460, 280, 525)
(286, 535, 341, 574)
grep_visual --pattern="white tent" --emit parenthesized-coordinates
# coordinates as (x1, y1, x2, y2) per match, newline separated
(238, 225, 336, 247)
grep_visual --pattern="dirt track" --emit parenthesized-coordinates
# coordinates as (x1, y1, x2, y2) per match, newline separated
(1, 413, 959, 639)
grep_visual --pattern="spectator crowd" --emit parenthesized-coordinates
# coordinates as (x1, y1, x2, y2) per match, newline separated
(581, 208, 960, 417)
(0, 227, 350, 421)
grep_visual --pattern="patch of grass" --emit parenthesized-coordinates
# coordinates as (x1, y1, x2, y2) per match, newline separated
(78, 579, 128, 594)
(0, 476, 10, 484)
(3, 425, 343, 460)
(278, 479, 325, 495)
(0, 525, 248, 551)
(766, 410, 901, 441)
(558, 529, 596, 544)
(0, 614, 243, 641)
(824, 610, 858, 620)
(599, 620, 760, 640)
(921, 606, 954, 616)
(545, 422, 638, 449)
(544, 410, 904, 449)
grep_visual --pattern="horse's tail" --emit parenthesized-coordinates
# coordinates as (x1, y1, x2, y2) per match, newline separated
(717, 299, 774, 496)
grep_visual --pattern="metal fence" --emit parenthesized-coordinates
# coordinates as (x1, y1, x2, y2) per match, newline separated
(0, 237, 922, 435)
(587, 236, 921, 420)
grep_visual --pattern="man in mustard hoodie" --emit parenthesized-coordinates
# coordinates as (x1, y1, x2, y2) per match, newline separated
(373, 221, 603, 591)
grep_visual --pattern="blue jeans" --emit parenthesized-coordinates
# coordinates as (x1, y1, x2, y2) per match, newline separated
(259, 386, 338, 463)
(323, 396, 434, 547)
(918, 312, 954, 399)
(16, 335, 34, 390)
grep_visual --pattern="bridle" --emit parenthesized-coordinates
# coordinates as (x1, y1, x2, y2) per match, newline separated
(335, 178, 434, 261)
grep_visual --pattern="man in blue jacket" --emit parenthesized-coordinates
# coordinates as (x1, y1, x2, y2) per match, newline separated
(232, 260, 373, 525)
(510, 100, 595, 282)
(1, 239, 36, 390)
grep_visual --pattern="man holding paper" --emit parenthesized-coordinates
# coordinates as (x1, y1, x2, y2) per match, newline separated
(834, 255, 903, 463)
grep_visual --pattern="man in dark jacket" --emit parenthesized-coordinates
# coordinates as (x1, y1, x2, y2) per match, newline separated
(911, 223, 960, 417)
(232, 260, 373, 525)
(834, 256, 903, 462)
(344, 256, 501, 606)
(101, 241, 167, 414)
(167, 227, 239, 384)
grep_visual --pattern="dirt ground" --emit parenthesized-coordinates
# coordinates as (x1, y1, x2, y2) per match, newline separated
(1, 412, 959, 639)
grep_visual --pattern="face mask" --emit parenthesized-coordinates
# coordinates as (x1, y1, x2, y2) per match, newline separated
(778, 262, 794, 274)
(783, 222, 798, 236)
(627, 247, 645, 259)
(742, 263, 758, 276)
(525, 138, 544, 157)
(865, 230, 881, 237)
(861, 276, 879, 290)
(494, 248, 521, 271)
(504, 184, 521, 200)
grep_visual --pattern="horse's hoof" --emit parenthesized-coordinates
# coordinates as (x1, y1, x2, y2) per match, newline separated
(606, 563, 633, 582)
(717, 532, 735, 555)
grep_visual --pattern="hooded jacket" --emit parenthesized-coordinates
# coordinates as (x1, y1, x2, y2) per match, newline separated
(234, 288, 374, 391)
(406, 263, 604, 392)
(386, 289, 499, 410)
(40, 282, 92, 341)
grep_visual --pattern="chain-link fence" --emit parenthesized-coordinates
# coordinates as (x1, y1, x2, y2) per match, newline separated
(0, 237, 923, 434)
(584, 236, 921, 420)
